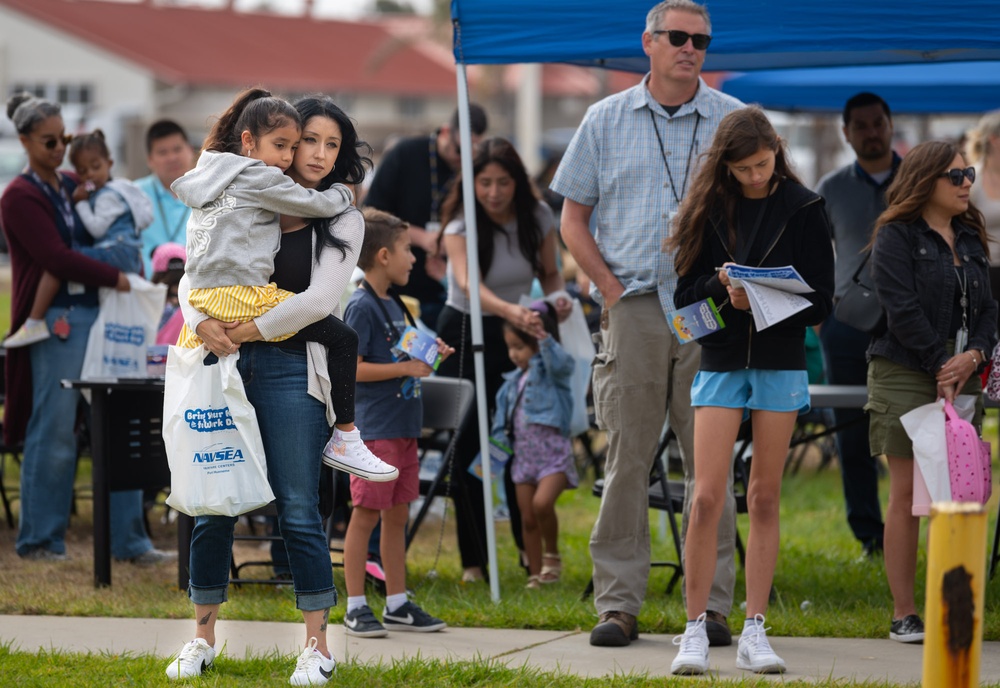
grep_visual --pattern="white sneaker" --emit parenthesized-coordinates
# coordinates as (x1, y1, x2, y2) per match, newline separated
(322, 429, 399, 482)
(3, 320, 50, 348)
(289, 637, 336, 686)
(671, 612, 710, 675)
(165, 638, 216, 679)
(736, 614, 786, 674)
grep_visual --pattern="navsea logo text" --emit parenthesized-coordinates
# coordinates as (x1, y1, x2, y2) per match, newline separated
(192, 442, 246, 464)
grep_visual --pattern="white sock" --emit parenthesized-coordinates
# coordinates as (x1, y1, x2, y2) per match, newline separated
(346, 595, 368, 614)
(335, 427, 360, 442)
(743, 618, 760, 633)
(25, 318, 45, 327)
(385, 593, 408, 614)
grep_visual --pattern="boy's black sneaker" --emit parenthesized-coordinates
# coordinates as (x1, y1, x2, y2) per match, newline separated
(382, 601, 446, 632)
(344, 605, 388, 638)
(889, 614, 924, 643)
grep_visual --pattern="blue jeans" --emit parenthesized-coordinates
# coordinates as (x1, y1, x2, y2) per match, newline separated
(820, 315, 884, 548)
(187, 343, 336, 611)
(17, 305, 152, 559)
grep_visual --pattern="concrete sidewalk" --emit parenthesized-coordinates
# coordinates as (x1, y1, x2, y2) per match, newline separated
(4, 615, 1000, 683)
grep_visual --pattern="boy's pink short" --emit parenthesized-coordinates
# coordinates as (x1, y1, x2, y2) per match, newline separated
(349, 438, 419, 511)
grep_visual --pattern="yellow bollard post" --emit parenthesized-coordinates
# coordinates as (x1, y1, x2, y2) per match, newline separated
(922, 501, 987, 688)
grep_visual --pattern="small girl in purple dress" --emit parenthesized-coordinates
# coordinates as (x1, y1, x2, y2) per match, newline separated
(493, 302, 578, 589)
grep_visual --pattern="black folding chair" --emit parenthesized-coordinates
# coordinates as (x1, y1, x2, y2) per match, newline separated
(583, 421, 752, 600)
(406, 376, 475, 549)
(583, 427, 685, 598)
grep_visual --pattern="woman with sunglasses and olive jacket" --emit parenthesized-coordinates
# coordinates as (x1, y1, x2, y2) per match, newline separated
(866, 140, 997, 644)
(0, 93, 162, 563)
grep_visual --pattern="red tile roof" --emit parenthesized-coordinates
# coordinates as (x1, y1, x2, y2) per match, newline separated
(0, 0, 459, 95)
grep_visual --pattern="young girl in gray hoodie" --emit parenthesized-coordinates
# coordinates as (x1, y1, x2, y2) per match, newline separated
(173, 89, 353, 346)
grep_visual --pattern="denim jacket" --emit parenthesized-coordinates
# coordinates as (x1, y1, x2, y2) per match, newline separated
(868, 218, 998, 374)
(491, 336, 576, 438)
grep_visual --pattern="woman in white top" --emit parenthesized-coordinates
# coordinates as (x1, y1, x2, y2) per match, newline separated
(436, 137, 569, 582)
(966, 110, 1000, 303)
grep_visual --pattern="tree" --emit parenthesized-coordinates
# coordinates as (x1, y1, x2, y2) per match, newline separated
(375, 0, 416, 14)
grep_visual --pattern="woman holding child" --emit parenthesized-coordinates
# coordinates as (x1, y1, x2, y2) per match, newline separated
(436, 137, 570, 583)
(167, 93, 371, 685)
(1, 93, 164, 564)
(669, 107, 834, 675)
(865, 140, 996, 644)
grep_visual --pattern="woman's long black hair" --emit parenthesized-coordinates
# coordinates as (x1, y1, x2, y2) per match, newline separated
(293, 95, 374, 262)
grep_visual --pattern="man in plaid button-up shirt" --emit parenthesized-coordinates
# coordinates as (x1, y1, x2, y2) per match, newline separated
(551, 0, 743, 650)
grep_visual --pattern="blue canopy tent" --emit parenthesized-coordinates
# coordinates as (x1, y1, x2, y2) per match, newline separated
(722, 62, 1000, 114)
(450, 0, 1000, 71)
(448, 0, 1000, 600)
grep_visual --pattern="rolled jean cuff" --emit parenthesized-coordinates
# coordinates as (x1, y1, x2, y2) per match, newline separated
(296, 588, 338, 612)
(187, 583, 230, 606)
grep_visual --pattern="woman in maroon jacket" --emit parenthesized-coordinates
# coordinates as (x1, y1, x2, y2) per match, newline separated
(1, 93, 167, 563)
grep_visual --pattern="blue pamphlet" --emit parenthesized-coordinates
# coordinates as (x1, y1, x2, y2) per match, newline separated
(670, 297, 725, 344)
(395, 326, 442, 370)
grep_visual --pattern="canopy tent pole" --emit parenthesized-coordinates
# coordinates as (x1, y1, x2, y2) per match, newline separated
(455, 61, 501, 602)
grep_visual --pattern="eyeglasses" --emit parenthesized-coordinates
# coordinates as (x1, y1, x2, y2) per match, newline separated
(940, 167, 976, 186)
(652, 29, 712, 50)
(34, 134, 73, 150)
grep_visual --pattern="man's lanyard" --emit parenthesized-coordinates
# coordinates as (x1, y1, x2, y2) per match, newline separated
(648, 108, 701, 206)
(428, 134, 445, 224)
(153, 181, 187, 244)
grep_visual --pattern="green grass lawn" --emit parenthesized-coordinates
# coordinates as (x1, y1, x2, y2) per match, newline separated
(0, 284, 10, 337)
(0, 645, 932, 688)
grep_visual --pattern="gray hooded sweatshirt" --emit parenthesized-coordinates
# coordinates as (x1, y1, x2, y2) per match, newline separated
(172, 150, 353, 288)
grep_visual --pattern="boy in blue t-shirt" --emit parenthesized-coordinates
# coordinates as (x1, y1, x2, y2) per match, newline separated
(342, 208, 455, 637)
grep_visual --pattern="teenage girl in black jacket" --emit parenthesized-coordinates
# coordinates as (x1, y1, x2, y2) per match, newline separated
(666, 106, 834, 676)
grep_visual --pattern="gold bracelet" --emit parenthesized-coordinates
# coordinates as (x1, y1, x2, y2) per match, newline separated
(967, 350, 980, 366)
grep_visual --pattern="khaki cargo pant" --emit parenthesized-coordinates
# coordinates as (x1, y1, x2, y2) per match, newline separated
(590, 293, 736, 618)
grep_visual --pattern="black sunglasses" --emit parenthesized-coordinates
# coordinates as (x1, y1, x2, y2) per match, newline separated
(940, 167, 975, 186)
(36, 133, 73, 150)
(652, 29, 712, 50)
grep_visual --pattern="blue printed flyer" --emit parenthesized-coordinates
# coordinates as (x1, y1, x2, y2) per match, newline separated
(671, 297, 725, 344)
(395, 326, 442, 370)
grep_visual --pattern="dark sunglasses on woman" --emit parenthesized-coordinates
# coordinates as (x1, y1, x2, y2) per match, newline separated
(940, 166, 976, 186)
(652, 29, 712, 50)
(37, 134, 73, 150)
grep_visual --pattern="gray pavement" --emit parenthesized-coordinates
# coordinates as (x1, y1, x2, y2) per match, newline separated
(4, 614, 1000, 683)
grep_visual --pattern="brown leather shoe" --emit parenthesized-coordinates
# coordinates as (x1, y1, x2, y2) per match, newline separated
(704, 610, 732, 647)
(589, 610, 638, 646)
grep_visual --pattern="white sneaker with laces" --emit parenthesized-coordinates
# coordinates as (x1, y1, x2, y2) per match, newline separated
(671, 612, 710, 675)
(322, 428, 399, 482)
(289, 637, 336, 686)
(165, 638, 216, 679)
(3, 320, 50, 348)
(736, 614, 786, 674)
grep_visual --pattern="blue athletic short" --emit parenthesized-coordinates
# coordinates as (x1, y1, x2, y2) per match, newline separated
(690, 369, 810, 415)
